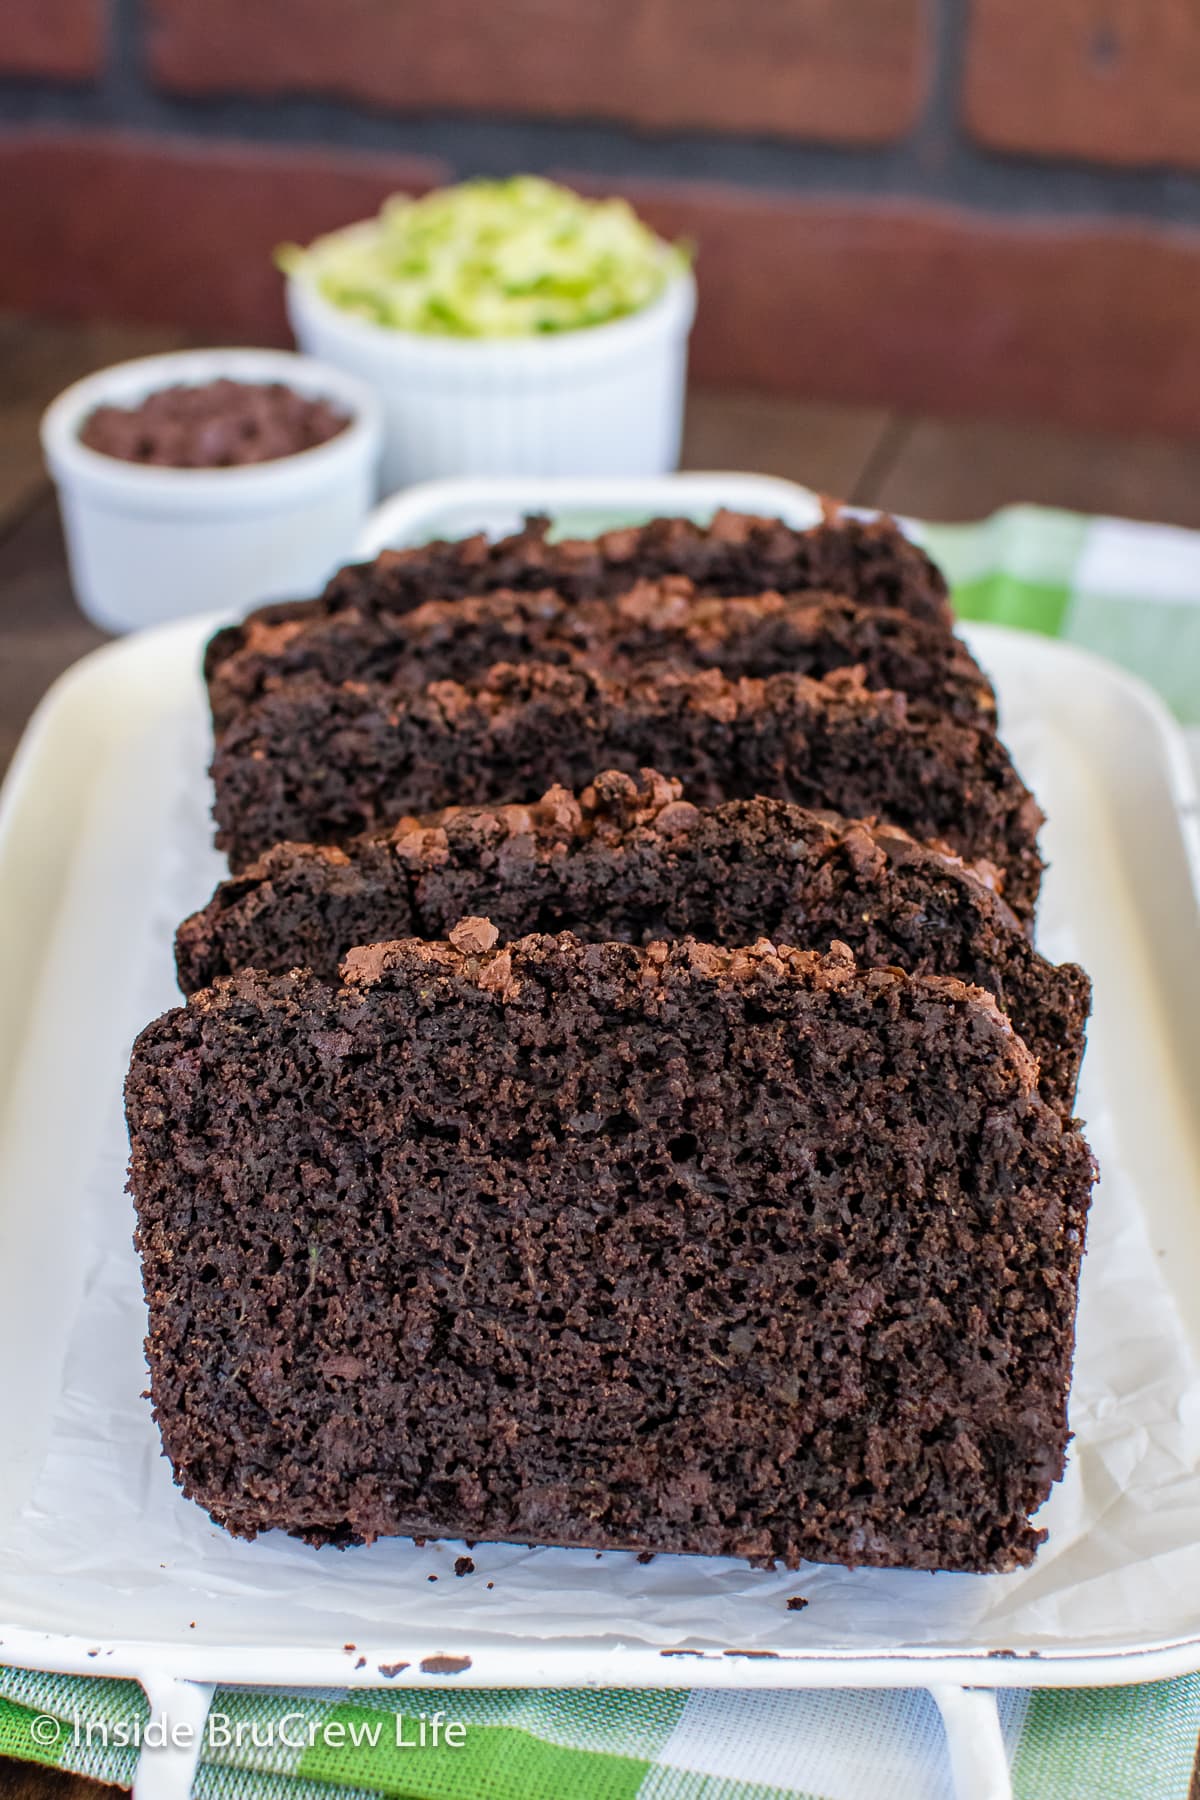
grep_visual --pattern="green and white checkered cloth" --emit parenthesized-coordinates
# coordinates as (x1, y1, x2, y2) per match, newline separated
(3, 500, 1198, 1799)
(3, 1671, 1200, 1799)
(924, 503, 1200, 727)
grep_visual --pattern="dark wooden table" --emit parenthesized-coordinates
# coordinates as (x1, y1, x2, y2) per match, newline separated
(4, 312, 1200, 1797)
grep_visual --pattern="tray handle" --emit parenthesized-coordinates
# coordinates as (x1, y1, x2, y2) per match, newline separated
(121, 1673, 1006, 1800)
(131, 1674, 215, 1800)
(931, 1685, 1012, 1800)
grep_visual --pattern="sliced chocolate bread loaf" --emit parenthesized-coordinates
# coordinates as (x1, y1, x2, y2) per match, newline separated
(179, 771, 1087, 1113)
(209, 664, 1044, 917)
(207, 580, 994, 733)
(127, 934, 1094, 1569)
(203, 508, 951, 686)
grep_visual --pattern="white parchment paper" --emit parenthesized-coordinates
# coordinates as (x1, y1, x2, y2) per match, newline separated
(2, 668, 1199, 1665)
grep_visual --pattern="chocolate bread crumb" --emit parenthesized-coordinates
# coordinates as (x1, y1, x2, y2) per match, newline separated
(209, 665, 1043, 917)
(206, 580, 993, 733)
(127, 935, 1093, 1572)
(203, 508, 951, 682)
(178, 772, 1085, 1112)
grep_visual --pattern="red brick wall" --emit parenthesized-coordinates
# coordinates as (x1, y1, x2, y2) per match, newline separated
(0, 133, 446, 339)
(146, 0, 930, 145)
(964, 0, 1200, 168)
(3, 0, 1200, 437)
(2, 0, 102, 79)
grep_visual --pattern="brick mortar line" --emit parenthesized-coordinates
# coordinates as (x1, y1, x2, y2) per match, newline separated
(5, 74, 1200, 226)
(108, 0, 153, 115)
(907, 0, 968, 167)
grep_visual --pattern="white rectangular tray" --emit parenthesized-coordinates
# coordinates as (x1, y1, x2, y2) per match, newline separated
(2, 474, 1199, 1800)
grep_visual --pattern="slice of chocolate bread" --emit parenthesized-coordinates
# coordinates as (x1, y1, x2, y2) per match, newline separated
(178, 771, 1087, 1114)
(203, 507, 951, 685)
(209, 664, 1044, 917)
(207, 580, 994, 734)
(127, 934, 1094, 1569)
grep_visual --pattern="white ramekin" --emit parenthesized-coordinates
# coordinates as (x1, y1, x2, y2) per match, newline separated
(286, 253, 697, 493)
(41, 348, 383, 634)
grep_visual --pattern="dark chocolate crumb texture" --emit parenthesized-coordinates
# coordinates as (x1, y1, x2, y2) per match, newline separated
(206, 579, 994, 734)
(209, 664, 1044, 917)
(126, 935, 1094, 1570)
(203, 508, 952, 685)
(179, 770, 1087, 1115)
